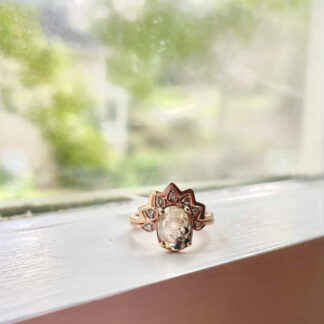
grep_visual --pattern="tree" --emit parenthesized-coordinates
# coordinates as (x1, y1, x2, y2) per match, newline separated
(0, 2, 109, 186)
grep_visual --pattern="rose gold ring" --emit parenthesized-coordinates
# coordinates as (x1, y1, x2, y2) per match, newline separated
(129, 183, 214, 252)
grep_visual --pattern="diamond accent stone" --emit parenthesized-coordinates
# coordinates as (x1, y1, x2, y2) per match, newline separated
(142, 222, 155, 232)
(194, 220, 205, 230)
(144, 208, 157, 219)
(155, 194, 166, 208)
(180, 194, 192, 206)
(191, 205, 202, 218)
(157, 206, 192, 251)
(167, 189, 178, 203)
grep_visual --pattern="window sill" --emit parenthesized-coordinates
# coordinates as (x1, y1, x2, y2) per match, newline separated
(0, 179, 324, 323)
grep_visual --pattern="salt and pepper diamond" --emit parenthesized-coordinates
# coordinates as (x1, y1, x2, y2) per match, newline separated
(167, 189, 178, 203)
(142, 222, 155, 232)
(157, 206, 192, 251)
(180, 194, 191, 206)
(194, 220, 205, 230)
(144, 208, 157, 220)
(155, 194, 166, 208)
(191, 205, 202, 218)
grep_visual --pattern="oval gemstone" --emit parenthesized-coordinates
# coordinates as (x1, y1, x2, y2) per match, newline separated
(157, 206, 192, 251)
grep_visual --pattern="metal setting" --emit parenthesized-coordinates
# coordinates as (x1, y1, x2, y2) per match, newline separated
(129, 183, 214, 252)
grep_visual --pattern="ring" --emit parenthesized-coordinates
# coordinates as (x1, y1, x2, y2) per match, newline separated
(129, 183, 214, 252)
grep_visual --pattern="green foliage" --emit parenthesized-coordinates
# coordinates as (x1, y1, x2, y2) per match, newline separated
(107, 51, 157, 102)
(0, 2, 64, 84)
(31, 86, 108, 171)
(0, 2, 109, 187)
(95, 0, 310, 105)
(239, 0, 309, 10)
(0, 3, 38, 58)
(94, 0, 257, 102)
(0, 0, 312, 195)
(107, 150, 166, 187)
(0, 168, 12, 184)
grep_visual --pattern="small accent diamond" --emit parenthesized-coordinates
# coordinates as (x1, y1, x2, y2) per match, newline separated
(167, 189, 178, 202)
(155, 194, 166, 208)
(191, 206, 202, 218)
(144, 208, 157, 219)
(194, 220, 205, 230)
(180, 194, 192, 206)
(142, 222, 155, 232)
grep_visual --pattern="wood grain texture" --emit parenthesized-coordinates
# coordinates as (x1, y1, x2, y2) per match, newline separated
(0, 180, 324, 323)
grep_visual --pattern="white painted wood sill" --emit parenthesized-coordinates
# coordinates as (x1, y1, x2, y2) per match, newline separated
(0, 179, 324, 324)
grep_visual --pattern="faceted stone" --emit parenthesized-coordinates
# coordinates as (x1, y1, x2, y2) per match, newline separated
(155, 194, 166, 208)
(191, 205, 202, 218)
(180, 194, 192, 206)
(157, 206, 192, 251)
(142, 222, 155, 232)
(144, 208, 157, 219)
(167, 189, 178, 203)
(194, 220, 205, 230)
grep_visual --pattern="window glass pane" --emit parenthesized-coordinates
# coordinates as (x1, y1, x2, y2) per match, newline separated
(0, 0, 318, 201)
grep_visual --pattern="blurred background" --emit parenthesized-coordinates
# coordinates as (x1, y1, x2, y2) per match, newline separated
(0, 0, 322, 201)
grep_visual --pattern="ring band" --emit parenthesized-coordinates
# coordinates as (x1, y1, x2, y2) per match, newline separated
(129, 183, 214, 252)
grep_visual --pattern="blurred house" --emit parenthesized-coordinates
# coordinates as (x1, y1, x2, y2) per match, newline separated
(39, 2, 129, 156)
